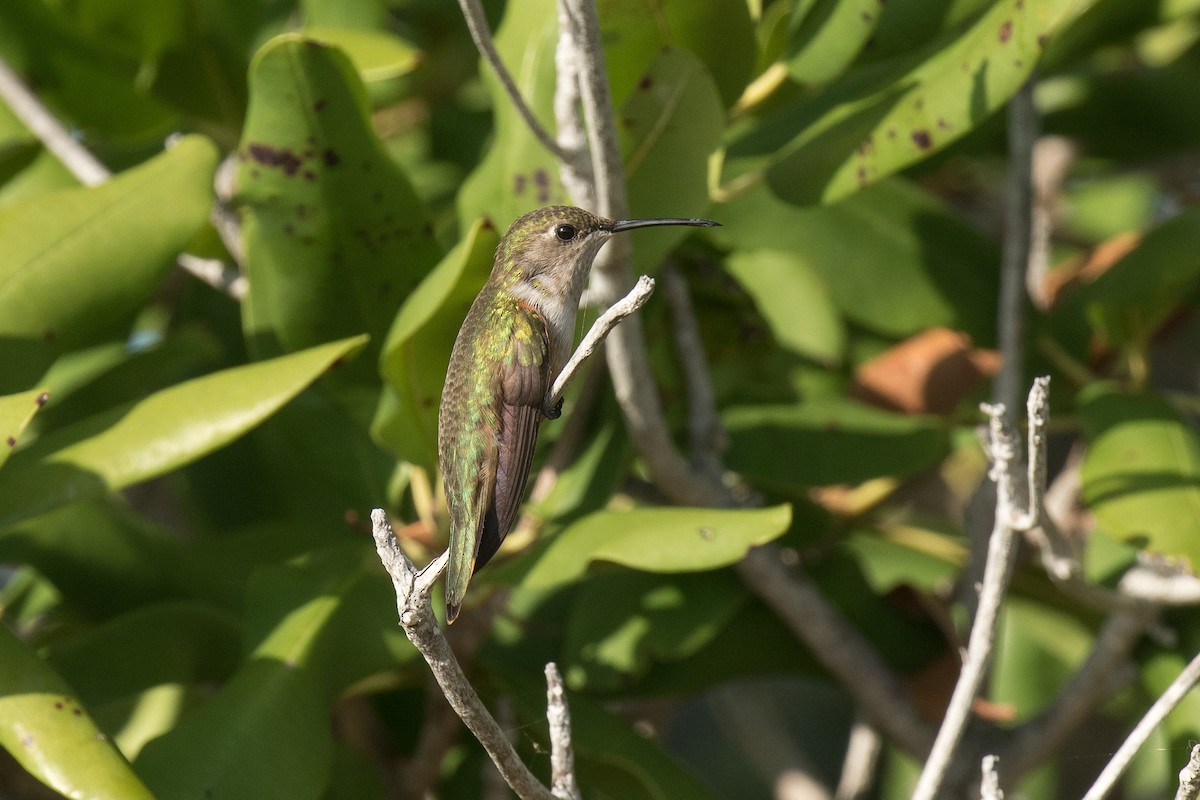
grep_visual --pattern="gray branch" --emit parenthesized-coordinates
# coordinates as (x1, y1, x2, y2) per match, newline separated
(371, 510, 573, 800)
(545, 663, 580, 800)
(1176, 744, 1200, 800)
(1082, 648, 1200, 800)
(912, 380, 1050, 800)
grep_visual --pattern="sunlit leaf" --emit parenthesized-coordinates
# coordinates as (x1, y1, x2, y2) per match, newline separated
(0, 388, 47, 469)
(0, 336, 367, 527)
(1079, 388, 1200, 565)
(0, 625, 154, 800)
(519, 504, 791, 590)
(0, 136, 217, 393)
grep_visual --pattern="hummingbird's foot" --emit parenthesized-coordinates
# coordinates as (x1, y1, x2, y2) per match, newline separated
(543, 397, 564, 420)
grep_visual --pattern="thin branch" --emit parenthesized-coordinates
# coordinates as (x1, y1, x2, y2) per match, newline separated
(1176, 743, 1200, 800)
(834, 717, 882, 800)
(548, 275, 655, 405)
(544, 663, 580, 800)
(992, 79, 1038, 413)
(1006, 607, 1152, 777)
(735, 548, 933, 758)
(912, 383, 1048, 800)
(0, 57, 109, 186)
(1082, 648, 1200, 800)
(662, 264, 725, 480)
(553, 0, 594, 208)
(980, 755, 1004, 800)
(371, 510, 559, 800)
(456, 0, 569, 162)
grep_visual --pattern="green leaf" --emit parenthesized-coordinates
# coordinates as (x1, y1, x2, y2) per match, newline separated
(735, 0, 1081, 204)
(0, 336, 367, 527)
(785, 0, 880, 85)
(1072, 207, 1200, 351)
(456, 0, 567, 228)
(0, 500, 178, 617)
(0, 388, 47, 469)
(1079, 389, 1200, 564)
(302, 26, 421, 105)
(236, 34, 441, 408)
(723, 249, 844, 365)
(47, 601, 241, 707)
(710, 179, 998, 342)
(0, 136, 217, 393)
(135, 659, 332, 800)
(621, 48, 725, 272)
(519, 504, 791, 591)
(723, 398, 947, 488)
(600, 0, 757, 109)
(563, 571, 748, 691)
(0, 624, 154, 800)
(373, 218, 500, 468)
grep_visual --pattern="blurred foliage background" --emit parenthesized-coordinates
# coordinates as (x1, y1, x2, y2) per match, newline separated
(2, 0, 1200, 798)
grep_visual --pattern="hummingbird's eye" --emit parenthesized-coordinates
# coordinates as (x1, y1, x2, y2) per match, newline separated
(554, 224, 578, 241)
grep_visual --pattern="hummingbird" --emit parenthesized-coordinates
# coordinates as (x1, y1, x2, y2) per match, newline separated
(438, 205, 718, 622)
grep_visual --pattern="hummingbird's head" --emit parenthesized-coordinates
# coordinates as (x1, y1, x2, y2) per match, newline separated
(495, 205, 718, 297)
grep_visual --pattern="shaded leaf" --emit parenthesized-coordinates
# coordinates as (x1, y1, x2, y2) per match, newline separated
(0, 136, 217, 393)
(723, 248, 844, 365)
(1079, 389, 1200, 565)
(1072, 207, 1200, 351)
(374, 218, 499, 468)
(563, 571, 748, 691)
(236, 34, 441, 409)
(519, 504, 791, 591)
(0, 624, 154, 800)
(786, 0, 880, 84)
(0, 336, 367, 527)
(723, 398, 947, 488)
(622, 48, 725, 272)
(710, 179, 998, 343)
(601, 0, 757, 109)
(851, 327, 998, 414)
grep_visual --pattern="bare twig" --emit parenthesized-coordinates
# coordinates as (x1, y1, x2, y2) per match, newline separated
(0, 57, 109, 185)
(548, 275, 655, 405)
(544, 663, 580, 800)
(1082, 648, 1200, 800)
(456, 0, 569, 162)
(834, 717, 882, 800)
(1007, 607, 1152, 777)
(371, 510, 560, 800)
(993, 79, 1038, 413)
(980, 755, 1004, 800)
(912, 381, 1049, 800)
(1176, 744, 1200, 800)
(662, 264, 725, 480)
(553, 0, 594, 208)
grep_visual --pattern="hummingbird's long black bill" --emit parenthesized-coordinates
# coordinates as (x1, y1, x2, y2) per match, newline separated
(604, 217, 720, 232)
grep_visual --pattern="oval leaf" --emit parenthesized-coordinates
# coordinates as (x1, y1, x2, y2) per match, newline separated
(622, 48, 725, 272)
(723, 248, 844, 365)
(723, 398, 947, 488)
(0, 136, 217, 392)
(0, 624, 154, 800)
(0, 336, 367, 527)
(520, 504, 791, 590)
(236, 35, 441, 403)
(1080, 389, 1200, 565)
(742, 0, 1080, 204)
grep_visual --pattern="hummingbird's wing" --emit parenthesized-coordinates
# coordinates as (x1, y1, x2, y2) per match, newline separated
(443, 302, 549, 622)
(477, 304, 549, 570)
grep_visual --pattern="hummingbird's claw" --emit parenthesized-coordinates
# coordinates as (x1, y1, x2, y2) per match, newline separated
(543, 397, 564, 420)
